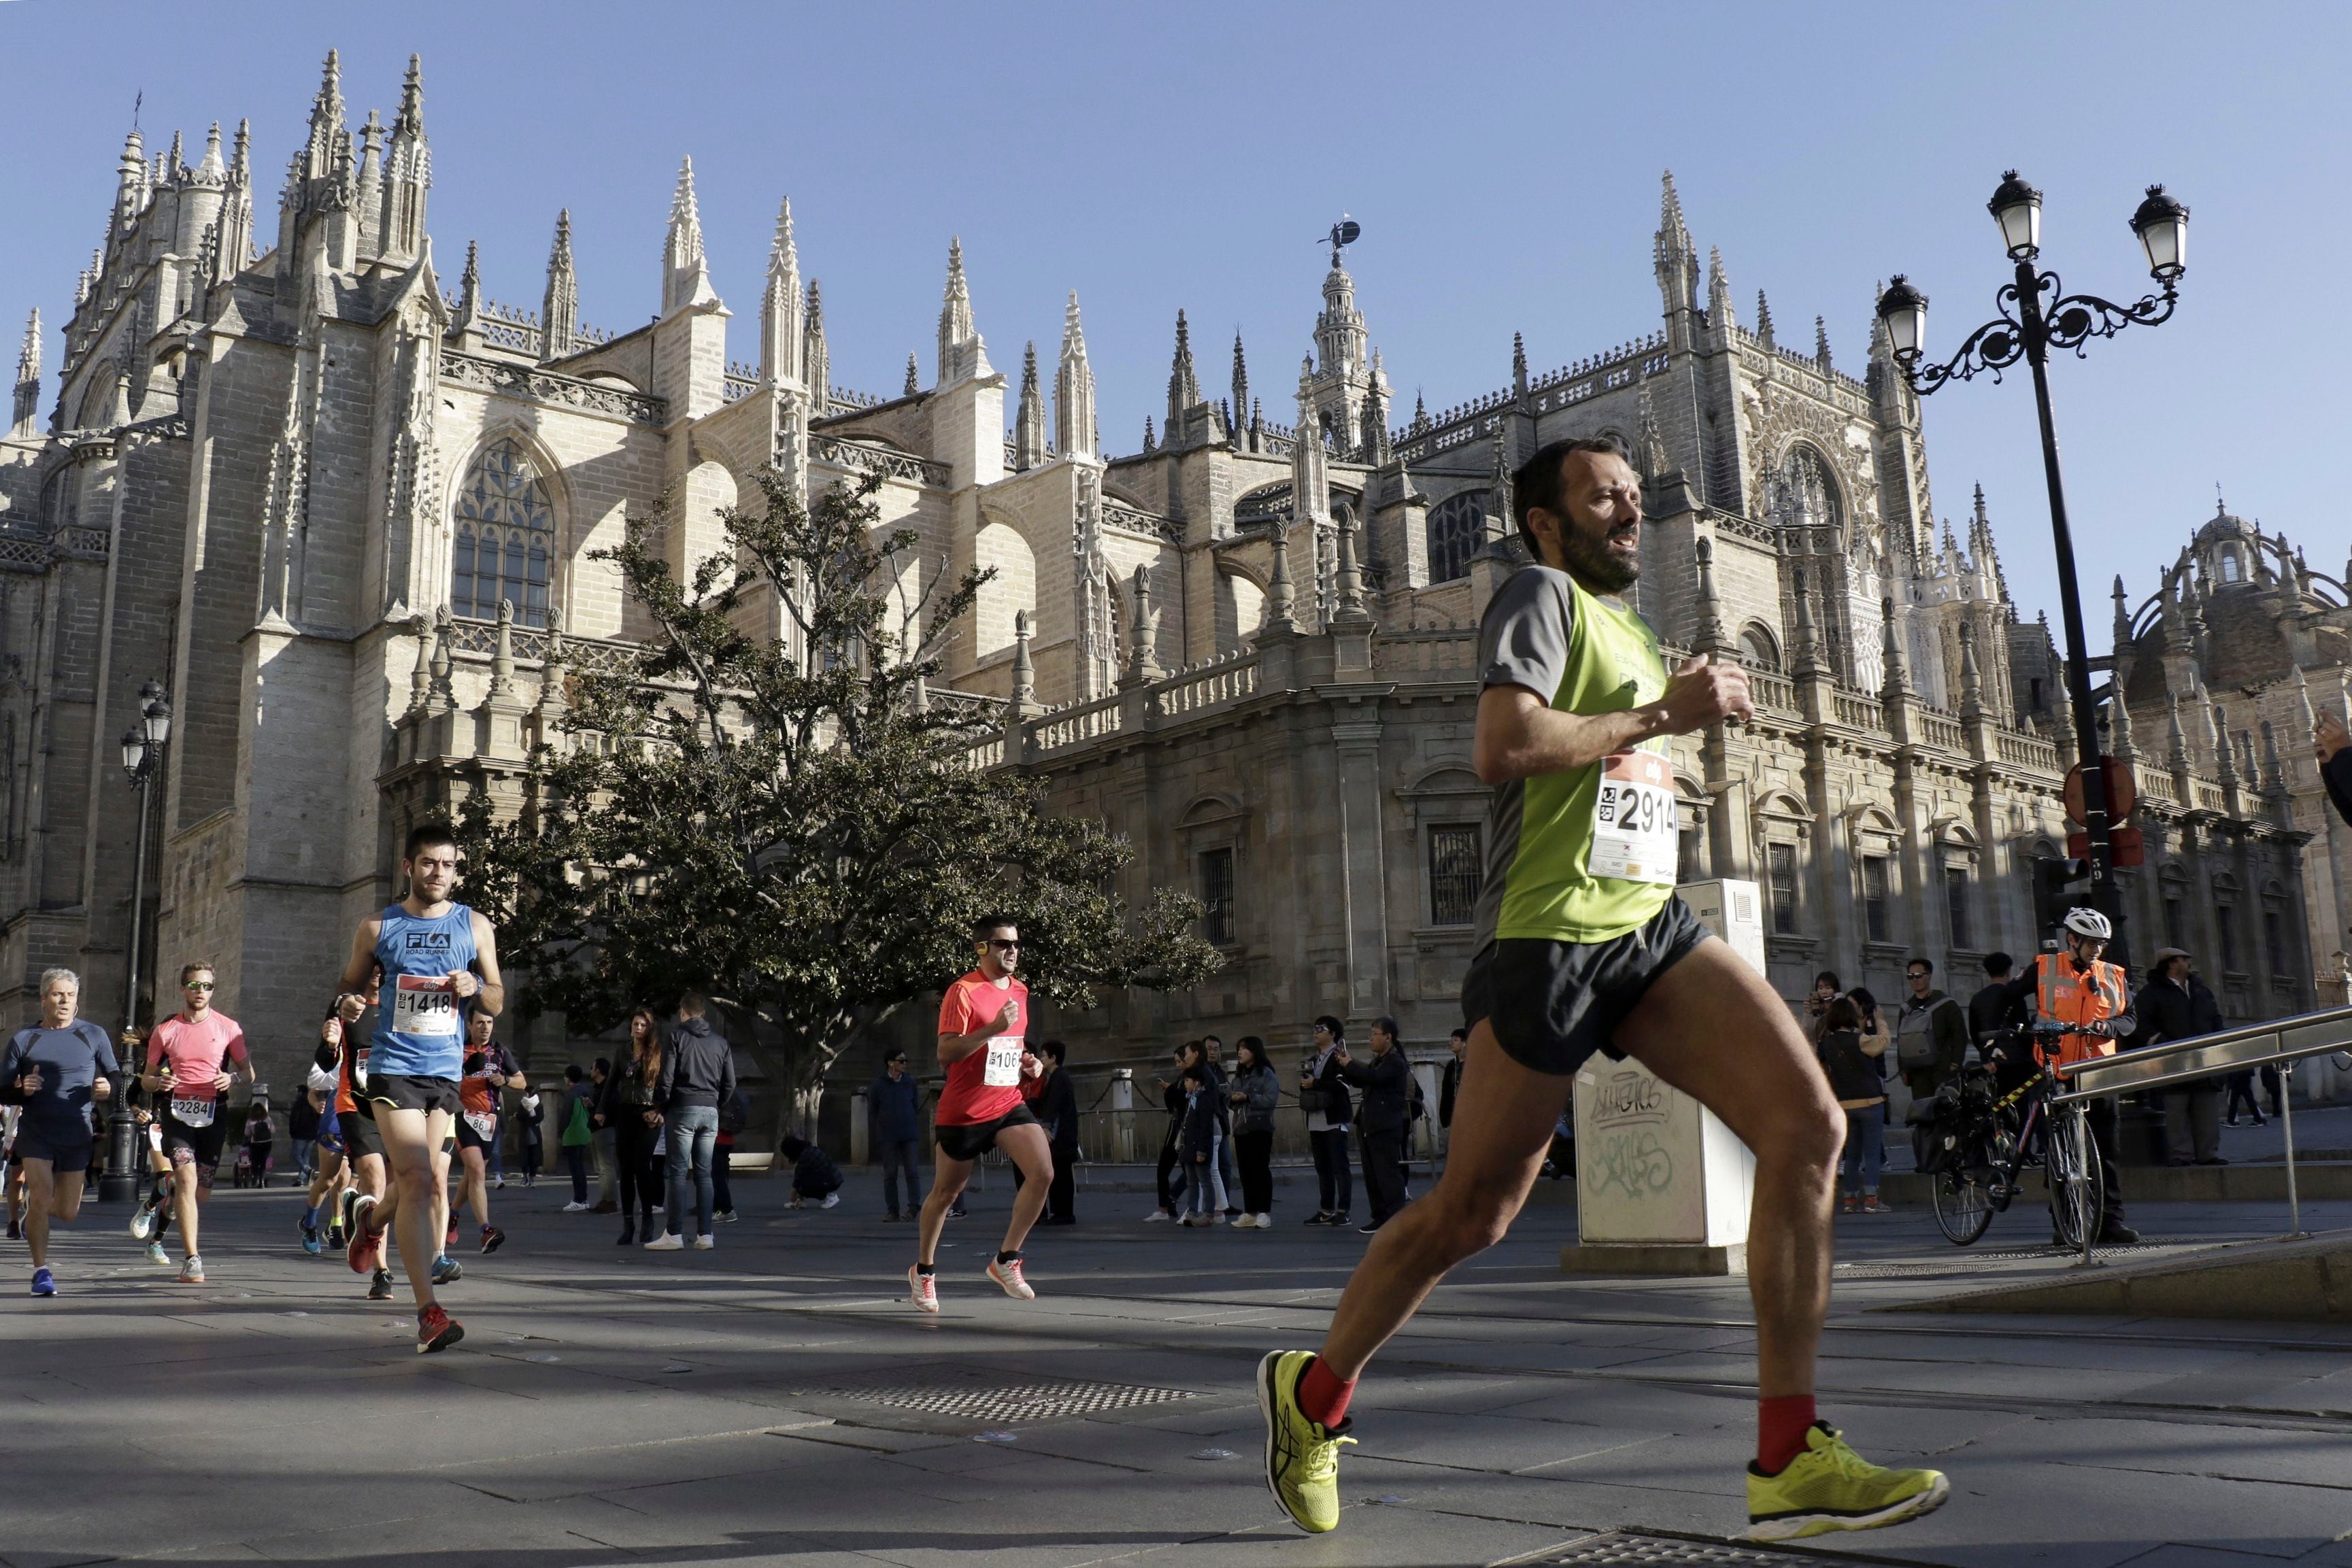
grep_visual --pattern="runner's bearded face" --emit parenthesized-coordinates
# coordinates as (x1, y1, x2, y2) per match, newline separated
(407, 845, 461, 906)
(1539, 451, 1644, 593)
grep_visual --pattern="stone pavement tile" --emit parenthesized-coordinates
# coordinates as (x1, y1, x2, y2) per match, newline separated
(1108, 1512, 1599, 1568)
(2126, 1353, 2352, 1417)
(1332, 1453, 1730, 1535)
(0, 1474, 523, 1565)
(0, 1552, 118, 1568)
(1485, 1376, 1751, 1433)
(446, 1426, 851, 1503)
(1343, 1410, 1676, 1479)
(2113, 1548, 2311, 1567)
(2040, 1416, 2352, 1495)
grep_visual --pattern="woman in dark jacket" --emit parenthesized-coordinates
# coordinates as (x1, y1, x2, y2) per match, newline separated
(1817, 995, 1889, 1214)
(1147, 1042, 1200, 1222)
(1226, 1036, 1280, 1227)
(596, 1007, 665, 1244)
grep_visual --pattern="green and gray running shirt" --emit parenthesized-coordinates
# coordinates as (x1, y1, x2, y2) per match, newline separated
(1471, 564, 1679, 948)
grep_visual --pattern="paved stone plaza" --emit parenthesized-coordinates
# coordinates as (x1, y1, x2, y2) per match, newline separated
(2, 1164, 2349, 1568)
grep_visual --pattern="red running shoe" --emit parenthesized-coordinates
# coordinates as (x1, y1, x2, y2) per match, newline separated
(416, 1303, 463, 1354)
(344, 1195, 382, 1274)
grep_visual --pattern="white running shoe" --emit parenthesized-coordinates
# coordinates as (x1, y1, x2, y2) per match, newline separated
(692, 1234, 714, 1250)
(643, 1233, 685, 1251)
(1254, 1213, 1274, 1228)
(144, 1240, 170, 1266)
(561, 1201, 589, 1213)
(1229, 1214, 1254, 1228)
(1144, 1209, 1172, 1223)
(178, 1255, 205, 1284)
(986, 1256, 1035, 1300)
(908, 1265, 939, 1313)
(821, 1193, 840, 1210)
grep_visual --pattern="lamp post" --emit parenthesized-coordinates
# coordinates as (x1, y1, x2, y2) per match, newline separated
(101, 677, 171, 1201)
(1879, 173, 2189, 957)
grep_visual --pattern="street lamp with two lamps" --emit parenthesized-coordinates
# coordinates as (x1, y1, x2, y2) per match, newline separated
(1877, 172, 2190, 960)
(101, 678, 171, 1201)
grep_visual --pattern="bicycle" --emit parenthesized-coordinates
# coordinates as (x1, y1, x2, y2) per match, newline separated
(1921, 1023, 2104, 1250)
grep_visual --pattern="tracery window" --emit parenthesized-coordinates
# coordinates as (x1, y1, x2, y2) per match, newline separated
(1738, 624, 1782, 672)
(452, 437, 555, 627)
(1426, 492, 1485, 584)
(1769, 445, 1843, 538)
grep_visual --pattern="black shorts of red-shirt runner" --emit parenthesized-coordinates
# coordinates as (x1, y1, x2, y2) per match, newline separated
(1461, 896, 1711, 1078)
(365, 1072, 463, 1119)
(934, 1102, 1041, 1163)
(161, 1108, 231, 1174)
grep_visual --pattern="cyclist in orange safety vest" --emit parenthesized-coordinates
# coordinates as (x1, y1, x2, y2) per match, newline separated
(1985, 905, 2138, 1243)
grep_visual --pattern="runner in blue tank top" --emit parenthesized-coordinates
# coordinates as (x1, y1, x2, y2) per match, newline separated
(337, 822, 504, 1354)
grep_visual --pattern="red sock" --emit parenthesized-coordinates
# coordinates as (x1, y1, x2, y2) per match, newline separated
(1757, 1395, 1817, 1473)
(1296, 1357, 1356, 1429)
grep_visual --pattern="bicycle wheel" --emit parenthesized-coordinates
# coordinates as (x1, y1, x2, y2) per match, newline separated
(1931, 1164, 1995, 1246)
(2047, 1107, 2104, 1252)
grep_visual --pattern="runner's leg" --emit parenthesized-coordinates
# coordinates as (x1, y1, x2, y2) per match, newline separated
(996, 1123, 1053, 1257)
(1611, 942, 1842, 1404)
(22, 1158, 54, 1269)
(372, 1106, 445, 1307)
(1315, 1024, 1567, 1380)
(915, 1146, 975, 1269)
(460, 1144, 490, 1229)
(168, 1146, 205, 1261)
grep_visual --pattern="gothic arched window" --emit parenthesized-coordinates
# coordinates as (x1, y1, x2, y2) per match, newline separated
(1426, 492, 1486, 584)
(1770, 445, 1843, 539)
(452, 437, 556, 627)
(1738, 623, 1782, 672)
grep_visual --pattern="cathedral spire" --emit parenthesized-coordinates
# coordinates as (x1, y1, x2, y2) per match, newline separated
(2111, 676, 2138, 764)
(111, 127, 148, 260)
(195, 121, 225, 184)
(2166, 692, 2190, 773)
(541, 210, 577, 362)
(760, 198, 803, 386)
(1055, 291, 1096, 462)
(1653, 170, 1698, 330)
(1755, 290, 1775, 350)
(1013, 341, 1045, 471)
(1511, 331, 1529, 400)
(661, 156, 716, 315)
(1790, 568, 1826, 678)
(1814, 316, 1832, 370)
(1958, 621, 1985, 719)
(1166, 309, 1200, 426)
(1292, 354, 1327, 525)
(803, 279, 828, 414)
(1230, 330, 1249, 449)
(1879, 596, 1911, 700)
(1706, 247, 1736, 335)
(10, 309, 39, 439)
(453, 238, 482, 335)
(303, 49, 346, 181)
(1360, 351, 1392, 463)
(905, 354, 919, 396)
(935, 236, 987, 384)
(377, 56, 429, 262)
(1692, 537, 1730, 656)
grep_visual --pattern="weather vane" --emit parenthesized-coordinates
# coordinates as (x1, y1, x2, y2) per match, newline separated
(1322, 215, 1361, 269)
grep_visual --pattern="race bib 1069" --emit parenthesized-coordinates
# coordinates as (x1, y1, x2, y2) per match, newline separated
(1590, 751, 1679, 886)
(982, 1038, 1026, 1088)
(393, 974, 460, 1038)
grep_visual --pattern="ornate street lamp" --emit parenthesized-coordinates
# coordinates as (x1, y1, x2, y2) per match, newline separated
(1879, 172, 2189, 960)
(101, 679, 171, 1201)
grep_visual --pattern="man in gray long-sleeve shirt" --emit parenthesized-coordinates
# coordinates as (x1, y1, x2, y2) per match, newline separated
(650, 993, 735, 1249)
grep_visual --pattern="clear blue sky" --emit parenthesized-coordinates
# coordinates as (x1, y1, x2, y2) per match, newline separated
(3, 0, 2342, 630)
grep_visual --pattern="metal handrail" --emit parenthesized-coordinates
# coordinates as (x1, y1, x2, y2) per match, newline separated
(2050, 1004, 2352, 1102)
(2051, 1002, 2352, 1243)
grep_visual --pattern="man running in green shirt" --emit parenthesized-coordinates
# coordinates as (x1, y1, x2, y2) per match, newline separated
(1258, 437, 1947, 1543)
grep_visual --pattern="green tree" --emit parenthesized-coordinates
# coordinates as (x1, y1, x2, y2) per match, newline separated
(458, 468, 1219, 1135)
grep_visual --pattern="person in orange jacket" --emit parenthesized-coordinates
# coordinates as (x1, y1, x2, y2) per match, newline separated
(1986, 906, 2138, 1244)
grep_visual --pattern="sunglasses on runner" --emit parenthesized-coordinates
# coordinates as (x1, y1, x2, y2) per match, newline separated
(184, 981, 215, 991)
(987, 939, 1021, 951)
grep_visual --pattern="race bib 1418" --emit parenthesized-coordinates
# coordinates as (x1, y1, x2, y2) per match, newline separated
(393, 974, 460, 1038)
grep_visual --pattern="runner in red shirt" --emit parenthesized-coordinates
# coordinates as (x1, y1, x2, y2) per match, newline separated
(138, 963, 251, 1282)
(452, 1010, 523, 1259)
(908, 914, 1049, 1313)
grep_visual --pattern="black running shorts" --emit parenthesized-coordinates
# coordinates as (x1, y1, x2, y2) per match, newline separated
(1462, 897, 1711, 1078)
(455, 1112, 497, 1153)
(365, 1073, 462, 1119)
(12, 1125, 93, 1170)
(934, 1102, 1041, 1163)
(341, 1104, 384, 1161)
(161, 1110, 231, 1174)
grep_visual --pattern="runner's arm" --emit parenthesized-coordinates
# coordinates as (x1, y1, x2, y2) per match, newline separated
(936, 987, 1014, 1066)
(1471, 656, 1751, 786)
(338, 917, 383, 995)
(463, 912, 506, 1018)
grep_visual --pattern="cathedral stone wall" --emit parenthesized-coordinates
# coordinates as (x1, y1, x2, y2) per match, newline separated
(0, 61, 2339, 1107)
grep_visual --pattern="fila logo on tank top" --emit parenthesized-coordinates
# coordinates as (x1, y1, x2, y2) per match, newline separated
(371, 902, 479, 1080)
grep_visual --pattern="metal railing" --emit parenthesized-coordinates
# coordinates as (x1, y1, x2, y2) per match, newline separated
(2054, 1002, 2352, 1243)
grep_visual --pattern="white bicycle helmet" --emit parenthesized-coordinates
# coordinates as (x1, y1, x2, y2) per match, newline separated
(2060, 906, 2113, 941)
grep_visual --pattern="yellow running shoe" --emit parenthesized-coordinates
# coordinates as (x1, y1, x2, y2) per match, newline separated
(1256, 1350, 1356, 1534)
(1745, 1422, 1949, 1541)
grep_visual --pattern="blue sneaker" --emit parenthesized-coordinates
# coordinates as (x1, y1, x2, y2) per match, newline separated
(30, 1267, 54, 1296)
(300, 1225, 323, 1257)
(431, 1255, 463, 1284)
